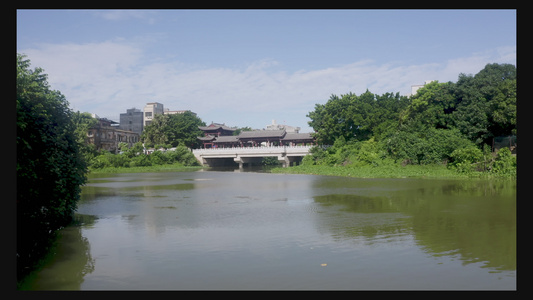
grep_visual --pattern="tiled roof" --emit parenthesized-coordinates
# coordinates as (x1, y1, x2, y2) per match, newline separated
(197, 129, 314, 143)
(282, 132, 314, 141)
(198, 135, 216, 141)
(238, 129, 286, 139)
(198, 123, 236, 131)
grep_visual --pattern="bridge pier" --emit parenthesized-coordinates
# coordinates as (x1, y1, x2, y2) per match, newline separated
(235, 157, 266, 168)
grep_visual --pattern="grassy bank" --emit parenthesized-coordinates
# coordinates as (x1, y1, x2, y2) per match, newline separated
(88, 162, 203, 175)
(271, 163, 512, 179)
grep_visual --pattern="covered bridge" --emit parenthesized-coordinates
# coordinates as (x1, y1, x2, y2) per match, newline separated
(198, 127, 315, 149)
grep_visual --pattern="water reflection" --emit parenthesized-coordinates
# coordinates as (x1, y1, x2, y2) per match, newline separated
(18, 214, 96, 290)
(310, 178, 516, 272)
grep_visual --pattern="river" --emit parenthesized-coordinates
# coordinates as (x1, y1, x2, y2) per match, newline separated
(18, 168, 516, 290)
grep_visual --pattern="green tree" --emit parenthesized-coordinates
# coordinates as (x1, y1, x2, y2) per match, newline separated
(141, 113, 172, 147)
(372, 92, 410, 139)
(307, 91, 409, 145)
(401, 81, 456, 130)
(170, 111, 206, 148)
(307, 94, 357, 145)
(450, 63, 516, 145)
(123, 141, 144, 158)
(233, 126, 252, 136)
(142, 112, 205, 148)
(17, 54, 88, 279)
(488, 78, 516, 136)
(72, 111, 98, 163)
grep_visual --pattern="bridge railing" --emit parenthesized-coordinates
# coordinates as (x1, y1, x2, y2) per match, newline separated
(192, 145, 314, 154)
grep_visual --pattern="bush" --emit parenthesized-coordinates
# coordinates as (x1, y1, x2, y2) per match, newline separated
(89, 145, 201, 170)
(130, 154, 152, 167)
(149, 150, 167, 165)
(386, 128, 475, 165)
(492, 148, 516, 176)
(448, 146, 483, 173)
(171, 146, 200, 166)
(353, 138, 386, 166)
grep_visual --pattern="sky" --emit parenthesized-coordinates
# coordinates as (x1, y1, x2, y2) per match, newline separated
(16, 9, 516, 133)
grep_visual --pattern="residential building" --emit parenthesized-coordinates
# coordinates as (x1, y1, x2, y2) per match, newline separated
(119, 108, 144, 135)
(143, 102, 164, 127)
(87, 117, 140, 153)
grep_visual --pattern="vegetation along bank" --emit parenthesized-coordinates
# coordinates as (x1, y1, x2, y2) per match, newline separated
(275, 63, 516, 179)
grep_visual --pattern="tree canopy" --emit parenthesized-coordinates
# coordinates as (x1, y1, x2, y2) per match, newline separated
(308, 63, 516, 147)
(305, 63, 516, 173)
(17, 54, 89, 278)
(141, 111, 206, 149)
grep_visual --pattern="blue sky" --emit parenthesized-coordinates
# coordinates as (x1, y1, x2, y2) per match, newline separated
(17, 9, 516, 132)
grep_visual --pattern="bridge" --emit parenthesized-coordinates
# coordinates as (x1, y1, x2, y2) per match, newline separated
(192, 145, 313, 168)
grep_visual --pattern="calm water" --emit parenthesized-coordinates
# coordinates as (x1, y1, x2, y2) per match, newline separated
(19, 169, 516, 290)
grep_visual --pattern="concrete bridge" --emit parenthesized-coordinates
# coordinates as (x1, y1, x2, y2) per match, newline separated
(192, 145, 312, 168)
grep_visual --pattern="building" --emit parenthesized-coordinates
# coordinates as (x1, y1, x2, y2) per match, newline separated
(197, 123, 315, 149)
(87, 117, 140, 153)
(410, 80, 435, 96)
(119, 108, 144, 136)
(238, 130, 287, 147)
(265, 120, 300, 133)
(199, 122, 237, 137)
(143, 102, 164, 127)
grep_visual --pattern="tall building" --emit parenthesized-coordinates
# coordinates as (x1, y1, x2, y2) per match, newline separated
(143, 102, 164, 127)
(119, 108, 144, 135)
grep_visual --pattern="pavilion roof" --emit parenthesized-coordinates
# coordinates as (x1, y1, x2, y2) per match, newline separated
(198, 135, 216, 141)
(281, 132, 314, 141)
(238, 129, 286, 139)
(198, 123, 236, 131)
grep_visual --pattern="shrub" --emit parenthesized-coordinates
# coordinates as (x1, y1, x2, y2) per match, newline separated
(449, 146, 483, 173)
(149, 150, 167, 165)
(386, 128, 475, 165)
(492, 148, 516, 176)
(130, 154, 152, 167)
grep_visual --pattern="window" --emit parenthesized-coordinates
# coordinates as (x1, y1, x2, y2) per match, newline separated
(145, 112, 152, 117)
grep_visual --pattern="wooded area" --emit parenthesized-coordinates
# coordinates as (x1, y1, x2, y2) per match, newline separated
(304, 63, 516, 175)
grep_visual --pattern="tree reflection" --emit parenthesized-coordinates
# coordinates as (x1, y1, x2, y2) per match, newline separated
(18, 214, 96, 290)
(312, 179, 516, 272)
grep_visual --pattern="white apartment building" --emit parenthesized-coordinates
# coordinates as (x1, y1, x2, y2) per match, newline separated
(143, 102, 164, 127)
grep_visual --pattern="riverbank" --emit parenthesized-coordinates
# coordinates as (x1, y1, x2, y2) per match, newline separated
(88, 160, 516, 180)
(88, 162, 203, 175)
(271, 163, 515, 179)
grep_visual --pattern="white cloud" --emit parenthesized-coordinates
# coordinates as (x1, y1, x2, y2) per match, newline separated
(91, 10, 157, 24)
(19, 41, 516, 131)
